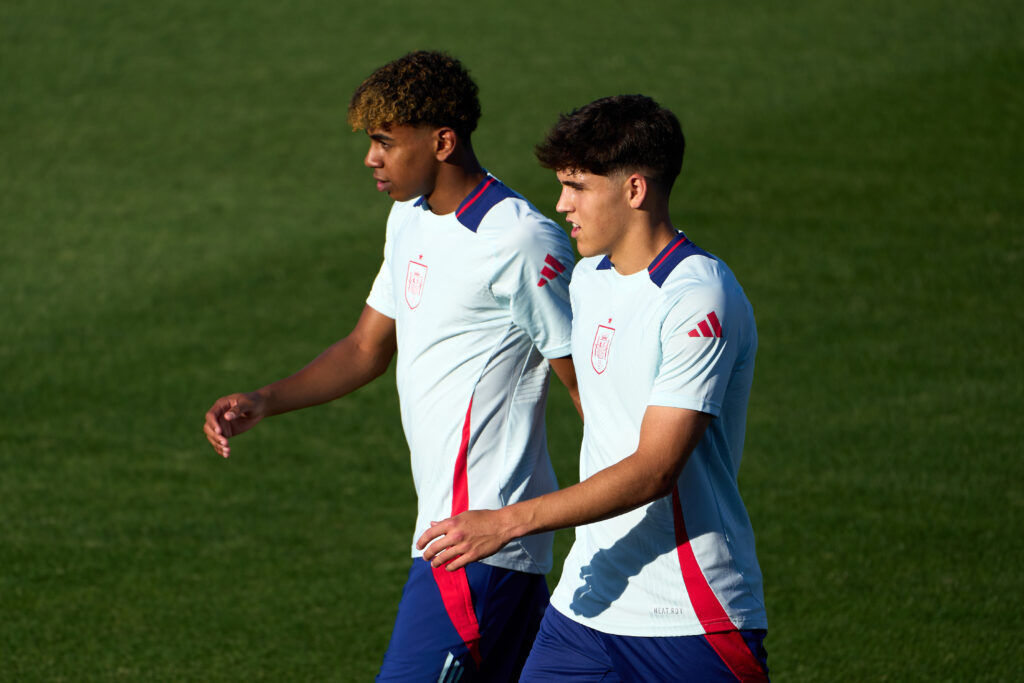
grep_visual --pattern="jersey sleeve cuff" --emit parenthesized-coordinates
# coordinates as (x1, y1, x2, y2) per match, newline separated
(648, 393, 721, 417)
(540, 342, 572, 360)
(364, 298, 396, 320)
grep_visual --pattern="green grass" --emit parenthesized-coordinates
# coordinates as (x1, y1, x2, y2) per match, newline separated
(2, 1, 1021, 680)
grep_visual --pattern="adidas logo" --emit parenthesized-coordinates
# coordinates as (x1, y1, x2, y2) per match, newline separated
(687, 311, 723, 338)
(439, 652, 465, 682)
(537, 254, 566, 287)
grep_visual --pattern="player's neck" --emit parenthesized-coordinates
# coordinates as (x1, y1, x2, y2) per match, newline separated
(424, 148, 487, 216)
(608, 213, 678, 276)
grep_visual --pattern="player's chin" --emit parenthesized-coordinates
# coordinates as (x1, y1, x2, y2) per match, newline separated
(574, 240, 601, 259)
(386, 186, 415, 202)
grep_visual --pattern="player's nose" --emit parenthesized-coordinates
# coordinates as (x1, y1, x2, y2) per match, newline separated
(555, 188, 572, 214)
(364, 146, 382, 168)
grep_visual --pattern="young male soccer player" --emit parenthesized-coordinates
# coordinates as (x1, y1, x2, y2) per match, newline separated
(418, 95, 769, 681)
(203, 51, 579, 681)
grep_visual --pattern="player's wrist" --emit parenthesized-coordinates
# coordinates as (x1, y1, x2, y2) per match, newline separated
(501, 501, 538, 541)
(248, 388, 273, 416)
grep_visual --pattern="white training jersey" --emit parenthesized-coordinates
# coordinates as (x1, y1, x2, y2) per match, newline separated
(366, 174, 574, 574)
(550, 232, 767, 636)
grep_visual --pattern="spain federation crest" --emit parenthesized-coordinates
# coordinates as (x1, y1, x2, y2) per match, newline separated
(405, 260, 428, 309)
(591, 324, 615, 374)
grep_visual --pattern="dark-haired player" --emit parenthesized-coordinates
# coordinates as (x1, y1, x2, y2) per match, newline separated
(419, 95, 769, 681)
(204, 51, 579, 682)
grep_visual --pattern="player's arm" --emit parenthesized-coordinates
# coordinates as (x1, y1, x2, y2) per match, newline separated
(549, 355, 582, 420)
(203, 304, 397, 457)
(417, 405, 711, 570)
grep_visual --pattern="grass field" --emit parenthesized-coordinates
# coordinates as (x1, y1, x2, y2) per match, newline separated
(2, 1, 1021, 680)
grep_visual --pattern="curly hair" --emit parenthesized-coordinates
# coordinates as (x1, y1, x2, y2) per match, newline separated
(347, 51, 481, 140)
(535, 95, 685, 191)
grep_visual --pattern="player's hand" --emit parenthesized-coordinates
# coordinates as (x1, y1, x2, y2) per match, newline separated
(416, 509, 513, 572)
(203, 392, 266, 458)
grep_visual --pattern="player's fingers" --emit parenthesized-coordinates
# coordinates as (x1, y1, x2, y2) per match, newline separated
(203, 421, 224, 447)
(204, 417, 230, 447)
(203, 420, 232, 456)
(204, 410, 223, 437)
(416, 523, 448, 550)
(223, 396, 253, 423)
(442, 550, 470, 572)
(421, 538, 443, 561)
(427, 542, 452, 567)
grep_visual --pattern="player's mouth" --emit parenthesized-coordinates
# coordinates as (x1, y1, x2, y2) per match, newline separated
(569, 222, 581, 238)
(373, 176, 391, 192)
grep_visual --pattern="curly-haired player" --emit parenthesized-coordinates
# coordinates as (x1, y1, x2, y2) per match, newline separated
(204, 52, 580, 681)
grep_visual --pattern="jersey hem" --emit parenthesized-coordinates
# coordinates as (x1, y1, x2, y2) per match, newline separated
(550, 603, 768, 637)
(408, 550, 549, 575)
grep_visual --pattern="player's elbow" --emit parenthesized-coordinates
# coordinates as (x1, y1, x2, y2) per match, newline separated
(639, 453, 690, 502)
(647, 470, 679, 501)
(349, 336, 396, 382)
(361, 347, 394, 382)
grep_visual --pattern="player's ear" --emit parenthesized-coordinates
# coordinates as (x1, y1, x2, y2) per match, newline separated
(435, 127, 457, 161)
(625, 172, 648, 209)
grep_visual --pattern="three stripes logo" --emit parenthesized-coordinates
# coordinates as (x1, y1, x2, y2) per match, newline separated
(438, 652, 465, 682)
(537, 254, 566, 287)
(687, 311, 723, 338)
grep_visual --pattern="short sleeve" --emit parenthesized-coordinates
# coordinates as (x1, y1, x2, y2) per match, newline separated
(648, 281, 736, 416)
(490, 211, 575, 359)
(364, 204, 399, 319)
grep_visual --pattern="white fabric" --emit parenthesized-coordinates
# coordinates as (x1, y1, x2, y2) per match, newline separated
(366, 177, 574, 574)
(550, 235, 767, 635)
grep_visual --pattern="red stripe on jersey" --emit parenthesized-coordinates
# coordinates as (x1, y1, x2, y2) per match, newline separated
(688, 329, 701, 337)
(452, 397, 474, 515)
(649, 236, 688, 274)
(456, 177, 496, 218)
(671, 487, 734, 631)
(704, 631, 769, 682)
(544, 254, 566, 273)
(540, 265, 559, 281)
(708, 311, 723, 337)
(433, 394, 483, 665)
(671, 488, 767, 679)
(698, 320, 713, 337)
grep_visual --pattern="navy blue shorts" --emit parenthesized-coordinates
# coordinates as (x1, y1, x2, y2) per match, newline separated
(376, 559, 549, 682)
(520, 605, 769, 682)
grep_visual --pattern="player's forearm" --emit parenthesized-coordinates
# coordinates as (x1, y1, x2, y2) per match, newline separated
(419, 407, 711, 569)
(258, 335, 393, 416)
(505, 407, 712, 539)
(503, 452, 678, 540)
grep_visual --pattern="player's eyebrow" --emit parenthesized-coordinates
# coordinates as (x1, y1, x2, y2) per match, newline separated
(369, 132, 395, 143)
(560, 179, 585, 190)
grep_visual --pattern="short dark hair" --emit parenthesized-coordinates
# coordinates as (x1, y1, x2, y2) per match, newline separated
(535, 94, 685, 191)
(348, 51, 481, 140)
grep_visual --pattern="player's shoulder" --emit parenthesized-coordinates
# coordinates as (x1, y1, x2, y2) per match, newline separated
(647, 233, 733, 290)
(659, 245, 754, 334)
(663, 251, 729, 289)
(475, 181, 569, 251)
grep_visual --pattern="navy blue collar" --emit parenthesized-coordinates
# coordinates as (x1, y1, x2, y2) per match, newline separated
(413, 174, 517, 232)
(597, 232, 710, 287)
